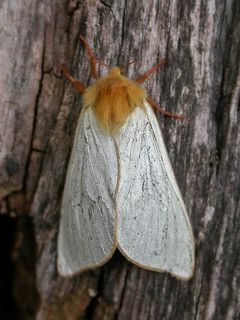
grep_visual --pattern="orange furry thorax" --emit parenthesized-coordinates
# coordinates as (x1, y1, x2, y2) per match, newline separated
(83, 67, 146, 134)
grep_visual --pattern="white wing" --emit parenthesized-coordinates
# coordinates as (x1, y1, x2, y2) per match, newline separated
(57, 107, 117, 276)
(115, 103, 195, 280)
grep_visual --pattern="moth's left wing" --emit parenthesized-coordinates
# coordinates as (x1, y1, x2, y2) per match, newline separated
(58, 107, 117, 276)
(115, 103, 195, 280)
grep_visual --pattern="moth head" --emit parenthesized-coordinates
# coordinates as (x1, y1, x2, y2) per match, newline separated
(108, 67, 122, 77)
(83, 61, 145, 134)
(104, 60, 137, 78)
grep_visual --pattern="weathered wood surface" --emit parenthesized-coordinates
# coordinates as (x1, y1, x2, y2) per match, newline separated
(0, 0, 239, 319)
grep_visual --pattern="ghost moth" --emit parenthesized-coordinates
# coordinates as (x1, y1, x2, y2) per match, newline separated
(57, 36, 195, 280)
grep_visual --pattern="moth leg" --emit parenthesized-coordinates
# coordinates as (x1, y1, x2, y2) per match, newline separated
(135, 59, 166, 84)
(147, 96, 184, 120)
(80, 35, 98, 79)
(61, 65, 86, 93)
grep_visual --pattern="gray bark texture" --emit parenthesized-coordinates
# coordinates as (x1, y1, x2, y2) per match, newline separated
(0, 0, 239, 319)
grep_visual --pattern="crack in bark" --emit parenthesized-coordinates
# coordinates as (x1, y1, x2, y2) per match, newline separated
(116, 265, 129, 317)
(43, 68, 62, 79)
(155, 0, 172, 122)
(193, 275, 204, 320)
(100, 0, 116, 20)
(31, 147, 47, 154)
(67, 0, 81, 15)
(118, 0, 127, 66)
(84, 269, 104, 319)
(215, 66, 226, 175)
(22, 27, 47, 195)
(215, 1, 228, 175)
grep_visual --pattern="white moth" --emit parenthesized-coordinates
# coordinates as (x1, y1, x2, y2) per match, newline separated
(57, 38, 195, 280)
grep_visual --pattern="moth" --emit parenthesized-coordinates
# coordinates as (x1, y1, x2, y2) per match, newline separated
(57, 36, 195, 280)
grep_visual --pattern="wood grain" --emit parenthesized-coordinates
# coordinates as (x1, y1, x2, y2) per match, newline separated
(0, 0, 239, 319)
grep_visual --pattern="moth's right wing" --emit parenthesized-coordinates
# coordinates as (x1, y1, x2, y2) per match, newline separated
(57, 107, 117, 276)
(115, 104, 195, 280)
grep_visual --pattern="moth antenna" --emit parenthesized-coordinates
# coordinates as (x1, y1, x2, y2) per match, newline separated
(135, 59, 166, 84)
(120, 59, 137, 71)
(98, 61, 111, 68)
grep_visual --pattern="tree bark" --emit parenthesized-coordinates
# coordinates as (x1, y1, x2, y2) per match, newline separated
(0, 0, 239, 319)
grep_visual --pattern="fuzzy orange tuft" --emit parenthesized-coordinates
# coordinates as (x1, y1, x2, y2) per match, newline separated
(83, 67, 146, 134)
